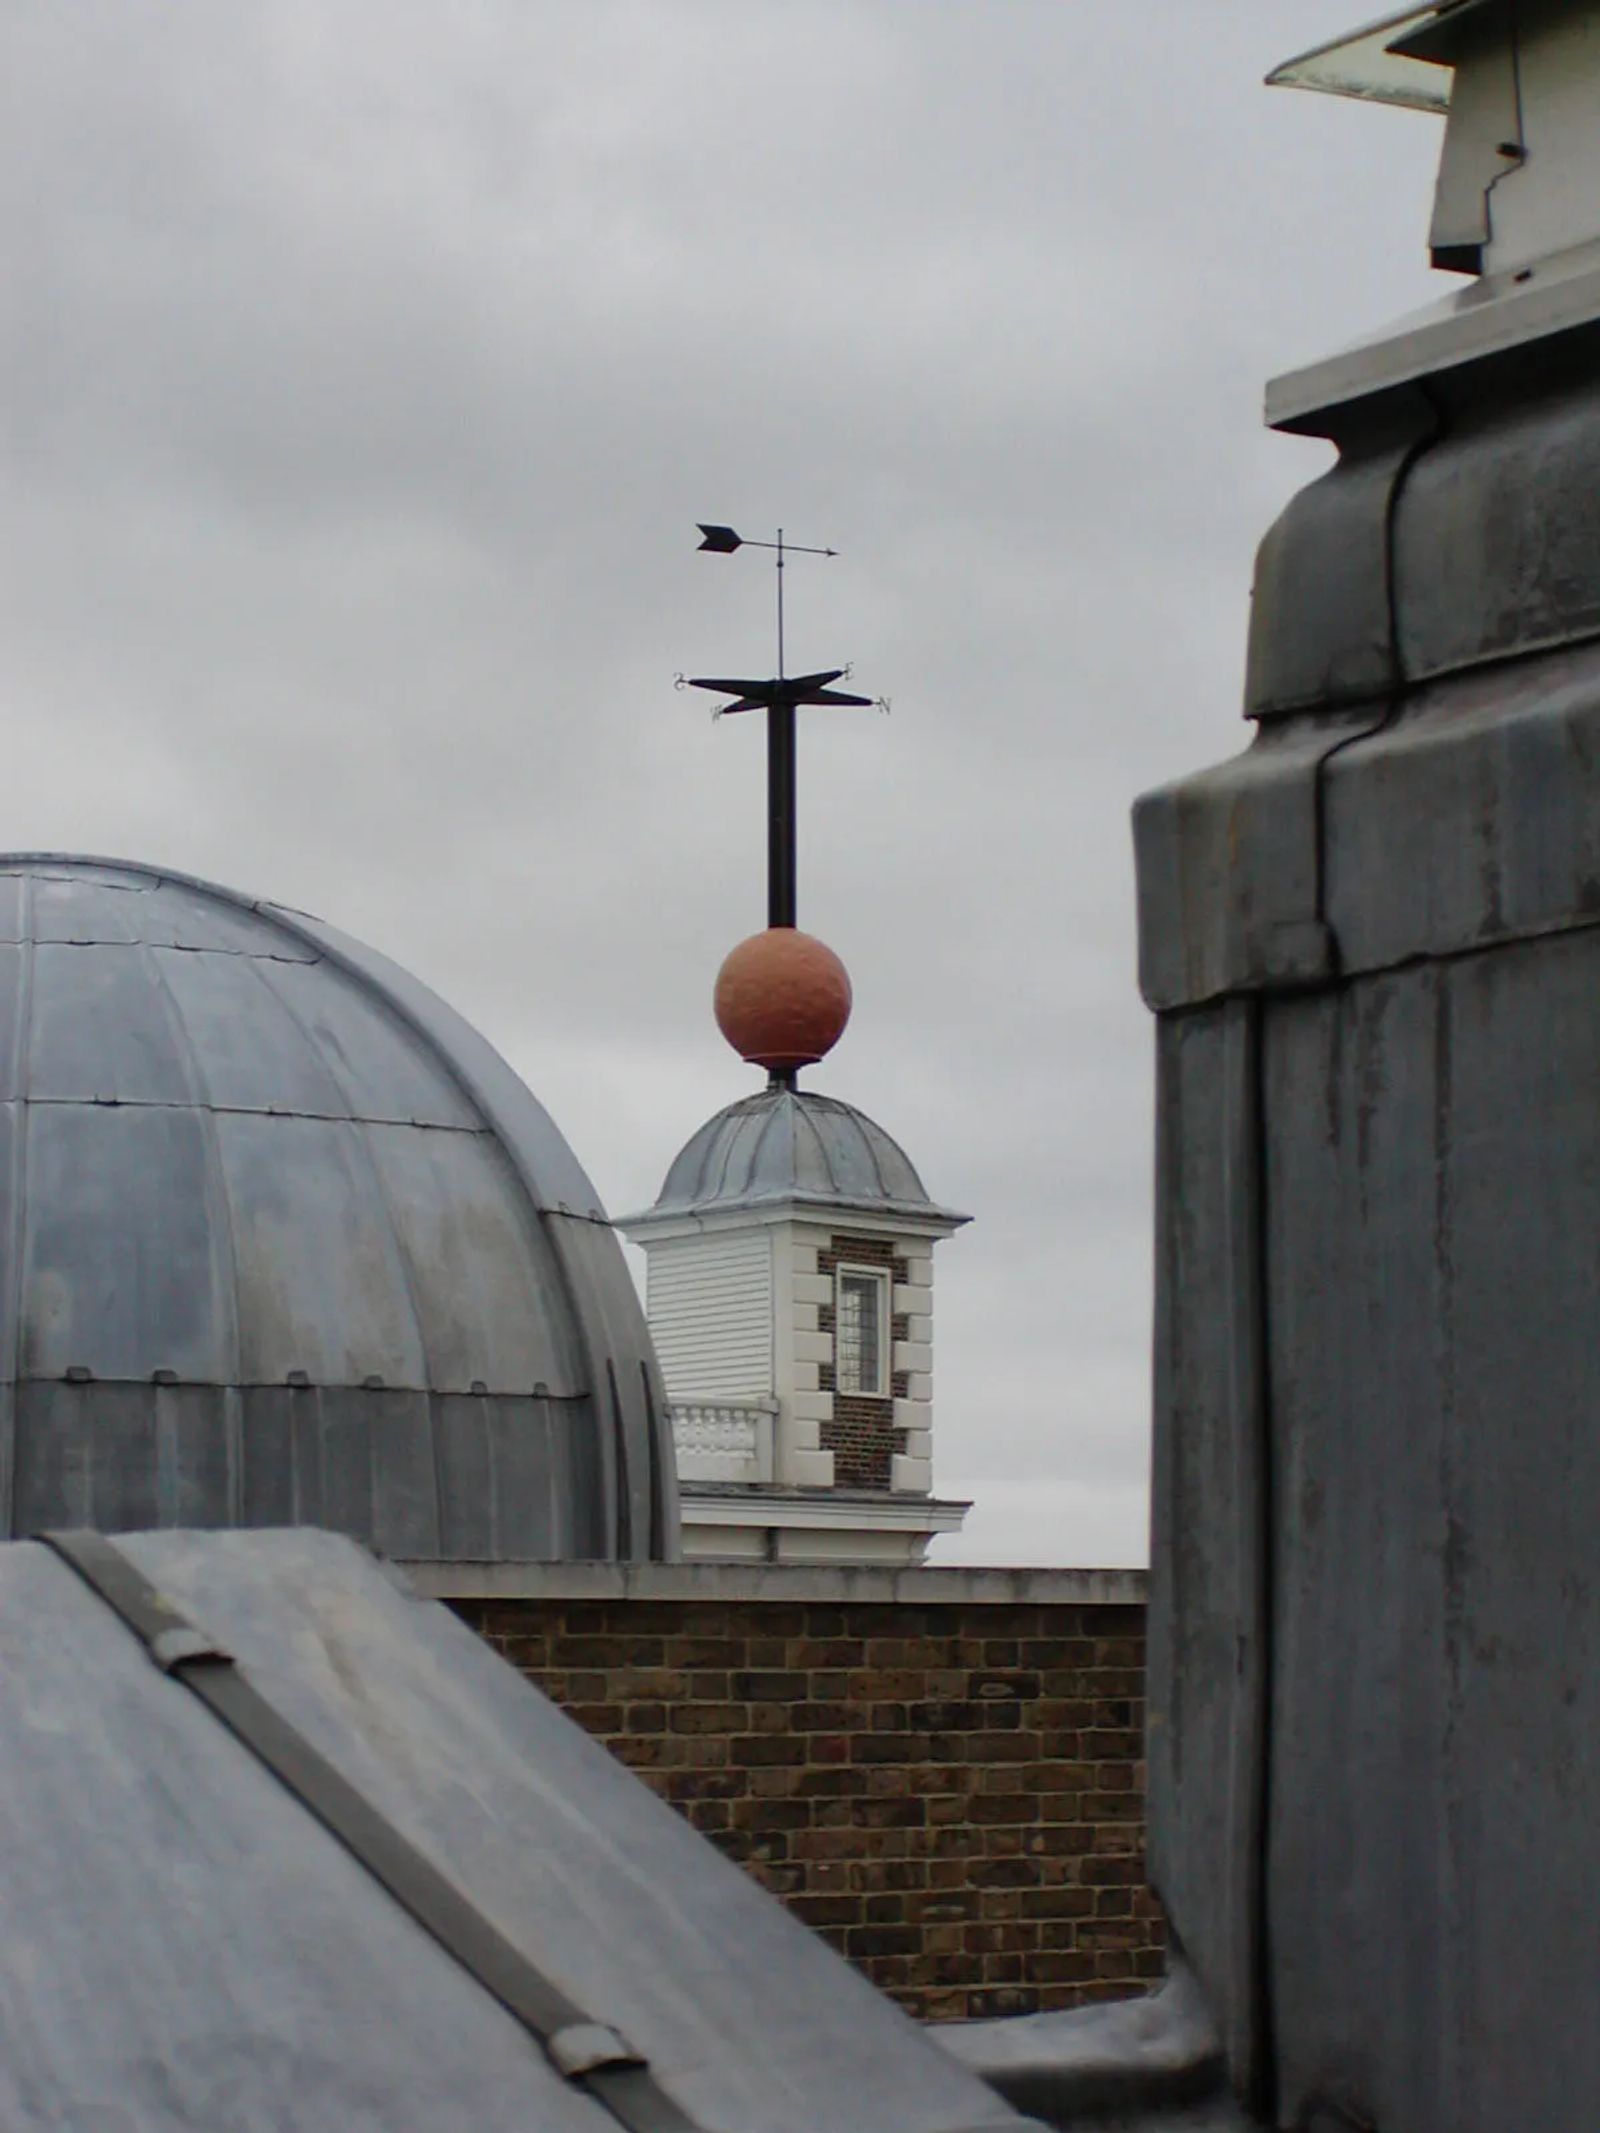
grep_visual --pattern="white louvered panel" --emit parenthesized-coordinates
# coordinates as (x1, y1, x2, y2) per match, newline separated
(644, 1230, 772, 1401)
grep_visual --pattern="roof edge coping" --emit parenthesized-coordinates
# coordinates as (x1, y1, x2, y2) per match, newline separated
(399, 1559, 1148, 1606)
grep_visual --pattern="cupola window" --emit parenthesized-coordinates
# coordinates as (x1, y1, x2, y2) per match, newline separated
(835, 1266, 889, 1396)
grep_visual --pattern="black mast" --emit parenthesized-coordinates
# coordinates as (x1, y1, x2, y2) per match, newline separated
(685, 523, 874, 934)
(769, 530, 795, 928)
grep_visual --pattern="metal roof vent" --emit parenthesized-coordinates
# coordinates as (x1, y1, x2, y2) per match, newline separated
(1272, 1, 1600, 279)
(1265, 0, 1600, 431)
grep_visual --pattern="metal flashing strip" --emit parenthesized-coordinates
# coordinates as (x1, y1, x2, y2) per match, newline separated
(35, 1529, 701, 2133)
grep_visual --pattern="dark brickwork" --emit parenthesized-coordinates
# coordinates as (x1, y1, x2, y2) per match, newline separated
(817, 1234, 907, 1281)
(817, 1232, 905, 1491)
(825, 1397, 896, 1486)
(455, 1589, 1164, 2022)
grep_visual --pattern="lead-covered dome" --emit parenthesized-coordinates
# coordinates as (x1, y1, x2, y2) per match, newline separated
(643, 1085, 968, 1223)
(0, 856, 674, 1561)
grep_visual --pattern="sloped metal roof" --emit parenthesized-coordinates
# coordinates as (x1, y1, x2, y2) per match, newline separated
(0, 1525, 1031, 2132)
(629, 1086, 969, 1227)
(0, 857, 673, 1560)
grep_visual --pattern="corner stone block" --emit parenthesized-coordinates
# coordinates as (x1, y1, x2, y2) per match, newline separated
(794, 1302, 820, 1333)
(788, 1414, 822, 1452)
(906, 1371, 933, 1401)
(795, 1329, 834, 1366)
(892, 1283, 932, 1315)
(790, 1448, 836, 1487)
(794, 1272, 833, 1307)
(793, 1361, 820, 1394)
(891, 1453, 933, 1494)
(900, 1428, 932, 1460)
(893, 1340, 933, 1374)
(792, 1390, 835, 1423)
(906, 1315, 933, 1344)
(893, 1398, 930, 1432)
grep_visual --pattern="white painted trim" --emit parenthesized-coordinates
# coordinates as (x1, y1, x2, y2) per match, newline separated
(788, 1448, 835, 1487)
(679, 1492, 969, 1534)
(619, 1199, 965, 1244)
(770, 1219, 799, 1481)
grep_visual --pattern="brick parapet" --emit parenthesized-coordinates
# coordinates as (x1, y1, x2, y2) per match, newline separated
(449, 1579, 1163, 2021)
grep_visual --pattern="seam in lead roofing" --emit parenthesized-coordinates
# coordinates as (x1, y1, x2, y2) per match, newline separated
(861, 1108, 892, 1202)
(11, 940, 323, 965)
(137, 934, 246, 1458)
(712, 1101, 766, 1203)
(791, 1096, 831, 1195)
(0, 876, 35, 1533)
(750, 1090, 791, 1197)
(15, 1096, 493, 1130)
(244, 958, 441, 1423)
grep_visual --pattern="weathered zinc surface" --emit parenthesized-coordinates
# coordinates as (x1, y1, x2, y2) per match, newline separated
(0, 1526, 1033, 2132)
(1133, 314, 1600, 2127)
(650, 1085, 966, 1222)
(0, 856, 673, 1561)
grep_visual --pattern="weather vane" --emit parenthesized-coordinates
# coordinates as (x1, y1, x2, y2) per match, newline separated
(679, 524, 880, 932)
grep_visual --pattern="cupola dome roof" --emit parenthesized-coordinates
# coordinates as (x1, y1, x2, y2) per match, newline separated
(635, 1084, 968, 1227)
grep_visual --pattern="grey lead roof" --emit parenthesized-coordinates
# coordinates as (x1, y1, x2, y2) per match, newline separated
(630, 1085, 970, 1226)
(0, 1525, 1031, 2132)
(0, 856, 674, 1560)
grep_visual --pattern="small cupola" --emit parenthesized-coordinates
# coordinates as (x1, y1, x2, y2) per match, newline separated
(619, 1085, 969, 1565)
(621, 524, 971, 1562)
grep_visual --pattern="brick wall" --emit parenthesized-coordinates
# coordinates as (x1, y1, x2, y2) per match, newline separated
(818, 1233, 904, 1486)
(823, 1395, 897, 1487)
(424, 1562, 1164, 2023)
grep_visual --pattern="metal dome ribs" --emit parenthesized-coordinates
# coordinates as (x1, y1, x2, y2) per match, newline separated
(0, 856, 674, 1562)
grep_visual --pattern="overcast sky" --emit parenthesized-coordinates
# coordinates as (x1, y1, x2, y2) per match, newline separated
(3, 3, 1448, 1565)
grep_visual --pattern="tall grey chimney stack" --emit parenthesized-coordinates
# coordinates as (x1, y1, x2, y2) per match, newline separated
(1133, 5, 1600, 2127)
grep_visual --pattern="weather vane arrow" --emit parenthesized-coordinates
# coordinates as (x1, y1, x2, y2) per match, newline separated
(683, 524, 877, 932)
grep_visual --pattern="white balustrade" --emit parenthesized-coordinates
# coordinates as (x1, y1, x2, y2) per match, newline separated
(670, 1401, 775, 1483)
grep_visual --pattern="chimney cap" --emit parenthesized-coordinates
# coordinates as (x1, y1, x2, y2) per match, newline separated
(1266, 2, 1497, 113)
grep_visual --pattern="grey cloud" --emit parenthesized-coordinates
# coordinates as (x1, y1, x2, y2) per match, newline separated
(3, 0, 1449, 1562)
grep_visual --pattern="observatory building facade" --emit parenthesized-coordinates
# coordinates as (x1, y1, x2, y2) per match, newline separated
(0, 855, 674, 1563)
